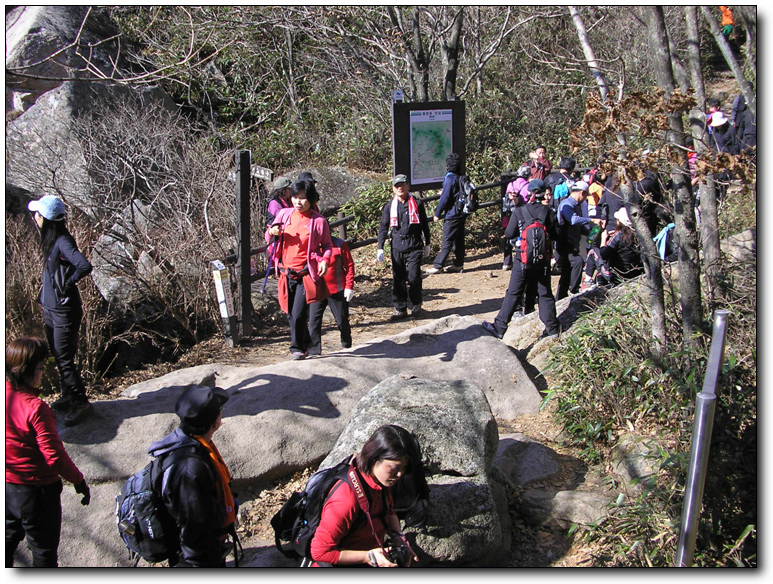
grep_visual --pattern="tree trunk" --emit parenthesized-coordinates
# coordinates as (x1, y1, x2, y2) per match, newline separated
(387, 6, 430, 102)
(685, 6, 723, 310)
(620, 181, 667, 360)
(441, 8, 464, 101)
(700, 5, 755, 120)
(644, 6, 703, 347)
(568, 6, 610, 101)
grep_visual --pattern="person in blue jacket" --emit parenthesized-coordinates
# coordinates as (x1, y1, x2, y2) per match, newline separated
(28, 195, 93, 427)
(426, 153, 467, 274)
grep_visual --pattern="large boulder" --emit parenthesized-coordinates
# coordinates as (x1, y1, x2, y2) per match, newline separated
(285, 166, 383, 216)
(320, 375, 511, 567)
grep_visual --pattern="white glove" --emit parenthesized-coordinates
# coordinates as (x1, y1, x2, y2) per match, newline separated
(424, 245, 431, 258)
(344, 289, 354, 302)
(377, 249, 384, 262)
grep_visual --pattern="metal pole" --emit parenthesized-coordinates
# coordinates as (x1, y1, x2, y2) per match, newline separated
(236, 150, 253, 338)
(675, 310, 730, 566)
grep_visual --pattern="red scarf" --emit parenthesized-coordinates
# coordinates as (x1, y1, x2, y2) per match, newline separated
(390, 195, 420, 227)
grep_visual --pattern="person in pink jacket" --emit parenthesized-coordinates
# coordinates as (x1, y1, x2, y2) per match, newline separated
(266, 180, 334, 360)
(6, 337, 90, 567)
(308, 236, 355, 355)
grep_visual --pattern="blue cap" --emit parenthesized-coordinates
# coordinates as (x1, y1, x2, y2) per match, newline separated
(528, 179, 545, 193)
(28, 195, 66, 221)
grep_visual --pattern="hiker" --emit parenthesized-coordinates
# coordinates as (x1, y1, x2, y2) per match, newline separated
(6, 336, 91, 568)
(27, 195, 94, 427)
(556, 181, 604, 300)
(266, 179, 334, 360)
(426, 153, 467, 274)
(308, 235, 355, 354)
(266, 176, 293, 227)
(710, 111, 741, 155)
(377, 174, 431, 320)
(523, 145, 553, 180)
(544, 156, 576, 213)
(500, 179, 522, 270)
(581, 208, 643, 290)
(147, 385, 236, 567)
(309, 424, 420, 567)
(483, 180, 561, 341)
(731, 93, 757, 153)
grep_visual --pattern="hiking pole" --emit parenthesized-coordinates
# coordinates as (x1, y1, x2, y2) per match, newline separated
(674, 309, 730, 567)
(262, 237, 277, 295)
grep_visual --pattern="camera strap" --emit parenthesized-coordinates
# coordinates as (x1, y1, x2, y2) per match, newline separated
(347, 465, 388, 553)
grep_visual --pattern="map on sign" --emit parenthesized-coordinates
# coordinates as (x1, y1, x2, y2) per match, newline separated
(410, 109, 453, 186)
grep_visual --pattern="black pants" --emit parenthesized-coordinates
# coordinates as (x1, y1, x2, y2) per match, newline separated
(433, 214, 467, 269)
(391, 247, 424, 310)
(556, 247, 584, 300)
(6, 480, 63, 567)
(43, 305, 88, 404)
(285, 276, 312, 354)
(492, 262, 560, 337)
(308, 291, 352, 355)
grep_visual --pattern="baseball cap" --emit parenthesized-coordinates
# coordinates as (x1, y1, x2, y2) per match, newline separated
(528, 179, 545, 193)
(571, 180, 589, 192)
(28, 195, 66, 221)
(175, 385, 229, 429)
(392, 174, 409, 186)
(273, 176, 292, 190)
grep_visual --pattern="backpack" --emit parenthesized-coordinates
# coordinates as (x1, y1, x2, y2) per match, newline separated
(519, 206, 551, 267)
(550, 177, 573, 211)
(454, 174, 478, 215)
(271, 449, 430, 565)
(115, 448, 196, 566)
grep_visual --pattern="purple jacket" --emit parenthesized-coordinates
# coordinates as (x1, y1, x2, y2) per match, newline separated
(265, 207, 333, 282)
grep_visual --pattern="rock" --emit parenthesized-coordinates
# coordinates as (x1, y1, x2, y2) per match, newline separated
(491, 433, 562, 490)
(610, 433, 661, 493)
(319, 375, 510, 567)
(520, 489, 612, 529)
(721, 228, 756, 264)
(285, 166, 383, 216)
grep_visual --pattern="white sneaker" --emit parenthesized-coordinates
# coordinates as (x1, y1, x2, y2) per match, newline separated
(425, 266, 443, 275)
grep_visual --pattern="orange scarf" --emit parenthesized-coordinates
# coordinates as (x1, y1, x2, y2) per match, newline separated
(194, 437, 236, 529)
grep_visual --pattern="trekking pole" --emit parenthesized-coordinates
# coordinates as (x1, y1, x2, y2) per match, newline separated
(674, 309, 730, 567)
(261, 238, 277, 295)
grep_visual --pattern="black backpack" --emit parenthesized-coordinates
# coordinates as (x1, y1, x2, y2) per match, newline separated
(271, 451, 430, 565)
(115, 446, 196, 566)
(519, 205, 551, 267)
(454, 174, 478, 215)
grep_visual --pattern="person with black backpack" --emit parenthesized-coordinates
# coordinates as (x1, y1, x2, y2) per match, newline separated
(144, 385, 237, 567)
(483, 180, 561, 341)
(426, 153, 468, 274)
(308, 425, 421, 567)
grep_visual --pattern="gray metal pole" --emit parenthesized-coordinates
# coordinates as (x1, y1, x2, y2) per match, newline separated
(675, 310, 730, 567)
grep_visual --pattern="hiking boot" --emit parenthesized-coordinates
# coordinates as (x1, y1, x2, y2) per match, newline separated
(50, 395, 72, 413)
(425, 266, 443, 275)
(512, 310, 524, 319)
(445, 265, 464, 273)
(482, 321, 503, 339)
(502, 263, 512, 271)
(410, 304, 422, 317)
(63, 401, 94, 427)
(579, 279, 596, 293)
(390, 309, 409, 321)
(291, 351, 308, 361)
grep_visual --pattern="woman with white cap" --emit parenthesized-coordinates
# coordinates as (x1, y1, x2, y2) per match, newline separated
(581, 207, 642, 290)
(27, 195, 93, 427)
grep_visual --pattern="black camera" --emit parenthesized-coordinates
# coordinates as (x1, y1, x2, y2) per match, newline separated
(387, 544, 410, 567)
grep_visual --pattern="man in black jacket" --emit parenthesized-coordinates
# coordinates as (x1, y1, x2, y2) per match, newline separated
(483, 180, 561, 340)
(148, 385, 236, 567)
(377, 174, 431, 319)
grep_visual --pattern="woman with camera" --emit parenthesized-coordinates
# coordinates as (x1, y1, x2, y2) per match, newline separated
(309, 425, 420, 567)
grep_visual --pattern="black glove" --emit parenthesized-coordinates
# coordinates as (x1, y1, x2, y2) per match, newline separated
(74, 480, 91, 506)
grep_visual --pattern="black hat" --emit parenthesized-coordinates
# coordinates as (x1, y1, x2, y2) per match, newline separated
(175, 385, 229, 429)
(297, 172, 317, 183)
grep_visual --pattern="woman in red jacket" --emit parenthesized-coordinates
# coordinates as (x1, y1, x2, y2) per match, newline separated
(5, 337, 90, 567)
(310, 425, 420, 567)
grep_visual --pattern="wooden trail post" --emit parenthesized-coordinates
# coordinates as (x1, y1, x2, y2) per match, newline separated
(236, 150, 253, 338)
(211, 259, 238, 347)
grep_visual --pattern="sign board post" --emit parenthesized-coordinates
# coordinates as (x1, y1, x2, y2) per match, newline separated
(212, 260, 238, 347)
(236, 150, 253, 338)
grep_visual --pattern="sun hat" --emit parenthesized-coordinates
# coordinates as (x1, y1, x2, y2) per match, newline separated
(27, 195, 66, 221)
(175, 385, 229, 429)
(614, 207, 633, 228)
(710, 112, 729, 127)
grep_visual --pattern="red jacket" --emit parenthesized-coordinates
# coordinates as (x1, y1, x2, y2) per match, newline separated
(322, 237, 355, 296)
(310, 469, 394, 565)
(5, 381, 84, 486)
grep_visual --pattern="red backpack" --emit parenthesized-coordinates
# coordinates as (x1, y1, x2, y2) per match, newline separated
(519, 206, 550, 267)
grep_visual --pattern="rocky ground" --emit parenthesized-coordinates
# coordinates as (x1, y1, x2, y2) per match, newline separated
(95, 242, 605, 567)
